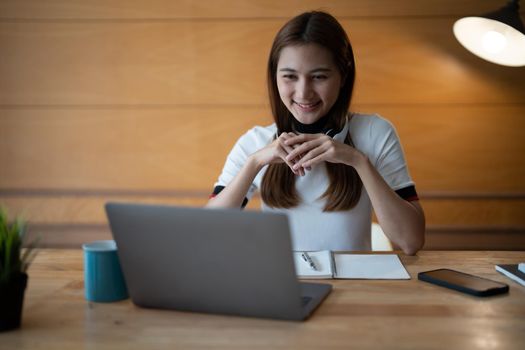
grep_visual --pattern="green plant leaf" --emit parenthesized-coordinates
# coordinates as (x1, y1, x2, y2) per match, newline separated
(0, 206, 39, 284)
(21, 235, 41, 272)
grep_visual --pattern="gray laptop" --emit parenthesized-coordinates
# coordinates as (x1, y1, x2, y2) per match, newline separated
(105, 202, 332, 321)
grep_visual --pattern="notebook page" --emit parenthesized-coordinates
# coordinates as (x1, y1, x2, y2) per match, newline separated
(293, 251, 333, 279)
(333, 254, 410, 279)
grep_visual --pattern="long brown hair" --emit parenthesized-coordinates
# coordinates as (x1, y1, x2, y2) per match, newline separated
(261, 11, 362, 211)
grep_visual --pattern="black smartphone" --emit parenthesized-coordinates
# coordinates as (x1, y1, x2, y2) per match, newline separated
(418, 269, 509, 297)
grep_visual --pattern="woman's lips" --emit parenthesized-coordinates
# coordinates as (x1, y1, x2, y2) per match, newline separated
(294, 100, 321, 112)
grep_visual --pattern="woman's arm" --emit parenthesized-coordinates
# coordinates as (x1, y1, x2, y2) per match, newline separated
(206, 133, 301, 209)
(206, 156, 263, 208)
(285, 134, 425, 255)
(352, 155, 425, 255)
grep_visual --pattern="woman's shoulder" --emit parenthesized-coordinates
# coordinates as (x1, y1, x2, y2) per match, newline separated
(348, 113, 399, 155)
(248, 123, 277, 138)
(234, 123, 276, 150)
(349, 112, 395, 133)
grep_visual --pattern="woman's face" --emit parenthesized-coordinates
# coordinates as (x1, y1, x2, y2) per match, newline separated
(276, 43, 342, 125)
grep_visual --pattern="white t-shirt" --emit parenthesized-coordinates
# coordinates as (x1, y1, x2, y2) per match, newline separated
(214, 113, 415, 251)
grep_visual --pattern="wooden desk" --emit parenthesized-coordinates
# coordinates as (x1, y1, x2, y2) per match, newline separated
(1, 250, 524, 349)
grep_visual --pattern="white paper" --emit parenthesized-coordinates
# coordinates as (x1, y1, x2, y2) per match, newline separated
(334, 254, 410, 279)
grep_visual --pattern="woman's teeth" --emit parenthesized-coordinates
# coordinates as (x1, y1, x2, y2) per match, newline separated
(295, 101, 320, 109)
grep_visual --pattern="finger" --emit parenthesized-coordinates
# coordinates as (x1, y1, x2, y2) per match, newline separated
(284, 132, 326, 146)
(278, 136, 311, 174)
(289, 141, 306, 164)
(297, 152, 326, 169)
(286, 139, 323, 162)
(277, 148, 301, 175)
(293, 145, 327, 170)
(278, 133, 295, 155)
(280, 133, 306, 164)
(284, 133, 310, 146)
(284, 158, 300, 175)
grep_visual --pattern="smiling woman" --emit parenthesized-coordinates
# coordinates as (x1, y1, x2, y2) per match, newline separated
(206, 11, 425, 255)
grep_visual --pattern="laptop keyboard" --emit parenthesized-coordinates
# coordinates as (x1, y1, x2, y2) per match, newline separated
(301, 296, 312, 306)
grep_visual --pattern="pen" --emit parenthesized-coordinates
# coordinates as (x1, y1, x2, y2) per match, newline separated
(301, 252, 317, 271)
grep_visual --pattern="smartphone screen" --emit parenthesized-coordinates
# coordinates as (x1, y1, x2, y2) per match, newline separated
(418, 269, 509, 296)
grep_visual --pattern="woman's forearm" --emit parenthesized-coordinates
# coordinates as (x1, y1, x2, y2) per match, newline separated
(354, 154, 425, 255)
(206, 155, 263, 209)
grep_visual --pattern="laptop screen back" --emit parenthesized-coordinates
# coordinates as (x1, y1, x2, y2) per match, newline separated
(105, 203, 307, 320)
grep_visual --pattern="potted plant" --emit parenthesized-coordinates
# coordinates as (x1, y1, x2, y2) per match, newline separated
(0, 207, 39, 331)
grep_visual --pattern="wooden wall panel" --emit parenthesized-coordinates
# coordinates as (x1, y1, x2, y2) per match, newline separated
(21, 224, 525, 249)
(1, 19, 525, 106)
(0, 0, 520, 19)
(1, 0, 524, 249)
(0, 195, 210, 224)
(0, 21, 273, 105)
(422, 200, 525, 228)
(2, 195, 524, 249)
(0, 107, 270, 190)
(2, 195, 525, 227)
(375, 105, 525, 193)
(1, 105, 524, 192)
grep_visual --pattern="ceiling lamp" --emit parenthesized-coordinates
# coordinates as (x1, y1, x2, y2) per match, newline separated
(453, 0, 525, 67)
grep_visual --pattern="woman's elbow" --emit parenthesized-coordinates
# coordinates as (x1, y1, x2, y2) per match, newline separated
(402, 229, 425, 255)
(402, 207, 426, 255)
(400, 220, 426, 255)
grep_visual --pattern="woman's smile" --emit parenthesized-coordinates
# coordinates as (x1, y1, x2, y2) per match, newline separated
(294, 100, 322, 113)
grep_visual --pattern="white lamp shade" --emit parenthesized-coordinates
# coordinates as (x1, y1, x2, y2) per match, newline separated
(453, 16, 525, 67)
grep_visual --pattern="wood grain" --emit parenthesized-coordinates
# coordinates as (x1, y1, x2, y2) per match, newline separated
(17, 223, 525, 250)
(0, 107, 269, 190)
(0, 0, 519, 19)
(1, 19, 524, 106)
(1, 105, 524, 191)
(0, 249, 523, 349)
(0, 188, 525, 224)
(2, 193, 524, 249)
(1, 194, 525, 227)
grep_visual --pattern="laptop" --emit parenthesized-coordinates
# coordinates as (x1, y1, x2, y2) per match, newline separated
(105, 202, 332, 321)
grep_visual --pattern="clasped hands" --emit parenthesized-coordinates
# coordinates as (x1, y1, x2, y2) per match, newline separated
(262, 132, 359, 176)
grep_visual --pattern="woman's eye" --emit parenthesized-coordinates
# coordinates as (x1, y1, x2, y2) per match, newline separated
(282, 74, 297, 80)
(313, 75, 327, 80)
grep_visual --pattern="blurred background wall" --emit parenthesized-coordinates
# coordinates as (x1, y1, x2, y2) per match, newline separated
(1, 0, 524, 249)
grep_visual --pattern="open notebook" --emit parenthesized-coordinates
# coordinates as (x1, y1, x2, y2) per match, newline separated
(293, 251, 411, 280)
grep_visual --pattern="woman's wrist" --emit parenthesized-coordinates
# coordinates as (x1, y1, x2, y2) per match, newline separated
(344, 146, 368, 170)
(247, 153, 266, 173)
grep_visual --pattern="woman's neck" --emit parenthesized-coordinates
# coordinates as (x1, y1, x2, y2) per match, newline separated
(292, 115, 329, 134)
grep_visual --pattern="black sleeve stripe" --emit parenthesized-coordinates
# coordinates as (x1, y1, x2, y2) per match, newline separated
(210, 185, 249, 208)
(212, 185, 225, 196)
(395, 185, 419, 202)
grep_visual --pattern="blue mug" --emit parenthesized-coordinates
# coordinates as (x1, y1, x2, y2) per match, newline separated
(82, 240, 129, 302)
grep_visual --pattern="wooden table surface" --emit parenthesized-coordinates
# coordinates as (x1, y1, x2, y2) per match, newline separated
(1, 249, 525, 349)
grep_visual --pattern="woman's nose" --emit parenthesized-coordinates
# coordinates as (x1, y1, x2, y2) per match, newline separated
(295, 78, 314, 100)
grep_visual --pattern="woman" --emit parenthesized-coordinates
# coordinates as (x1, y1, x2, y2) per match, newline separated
(207, 11, 425, 255)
